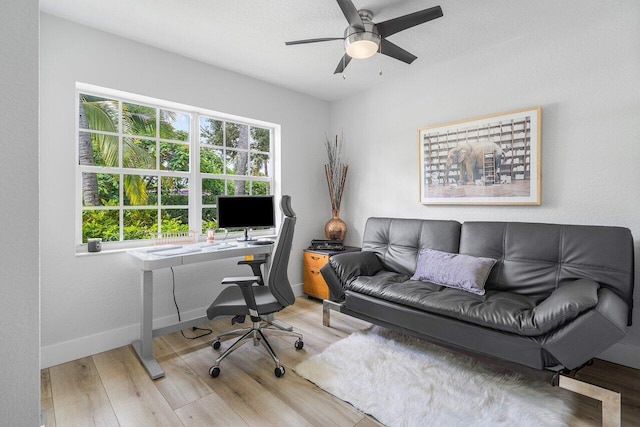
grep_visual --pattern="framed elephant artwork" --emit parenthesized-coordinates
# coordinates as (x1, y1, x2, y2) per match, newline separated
(418, 106, 541, 205)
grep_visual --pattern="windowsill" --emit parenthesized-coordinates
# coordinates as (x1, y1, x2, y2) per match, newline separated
(75, 230, 277, 256)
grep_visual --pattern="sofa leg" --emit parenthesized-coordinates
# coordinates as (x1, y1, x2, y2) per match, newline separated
(322, 299, 343, 327)
(557, 374, 621, 427)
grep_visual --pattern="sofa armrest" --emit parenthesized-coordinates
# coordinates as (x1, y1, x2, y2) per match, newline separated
(532, 278, 599, 333)
(320, 251, 384, 302)
(543, 287, 628, 369)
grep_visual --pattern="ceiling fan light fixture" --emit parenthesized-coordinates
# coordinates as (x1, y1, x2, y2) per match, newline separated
(344, 30, 380, 59)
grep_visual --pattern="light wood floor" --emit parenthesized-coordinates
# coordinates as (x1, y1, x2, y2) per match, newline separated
(41, 297, 640, 426)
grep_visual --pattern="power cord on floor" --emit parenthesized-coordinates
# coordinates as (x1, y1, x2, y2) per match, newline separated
(170, 267, 212, 340)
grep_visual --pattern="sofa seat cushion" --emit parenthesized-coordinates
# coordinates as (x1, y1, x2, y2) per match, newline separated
(347, 272, 599, 336)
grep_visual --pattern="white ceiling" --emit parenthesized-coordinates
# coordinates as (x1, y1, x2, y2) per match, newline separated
(40, 0, 609, 102)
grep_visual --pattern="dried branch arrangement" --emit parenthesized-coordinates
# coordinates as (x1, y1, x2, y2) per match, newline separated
(324, 134, 349, 212)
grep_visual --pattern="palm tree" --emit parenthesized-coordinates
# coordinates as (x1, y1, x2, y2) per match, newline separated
(79, 95, 168, 205)
(79, 100, 100, 206)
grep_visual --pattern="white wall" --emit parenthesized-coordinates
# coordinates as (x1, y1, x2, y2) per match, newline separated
(331, 1, 640, 368)
(0, 1, 41, 425)
(40, 14, 330, 367)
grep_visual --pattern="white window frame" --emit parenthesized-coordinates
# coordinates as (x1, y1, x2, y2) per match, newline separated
(75, 83, 280, 251)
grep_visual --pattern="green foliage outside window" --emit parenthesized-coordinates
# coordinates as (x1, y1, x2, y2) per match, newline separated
(80, 93, 272, 243)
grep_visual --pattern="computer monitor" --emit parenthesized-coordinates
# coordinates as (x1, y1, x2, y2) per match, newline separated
(217, 195, 275, 241)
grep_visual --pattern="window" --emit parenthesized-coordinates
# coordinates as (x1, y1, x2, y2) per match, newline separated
(77, 85, 276, 246)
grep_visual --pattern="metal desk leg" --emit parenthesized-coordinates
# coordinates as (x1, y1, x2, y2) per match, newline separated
(131, 270, 165, 379)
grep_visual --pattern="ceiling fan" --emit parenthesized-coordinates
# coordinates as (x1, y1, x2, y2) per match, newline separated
(285, 0, 443, 74)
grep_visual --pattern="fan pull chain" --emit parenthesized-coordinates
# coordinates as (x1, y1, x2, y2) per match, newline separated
(378, 44, 383, 76)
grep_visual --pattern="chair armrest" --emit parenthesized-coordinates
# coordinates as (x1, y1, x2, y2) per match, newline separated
(221, 276, 261, 286)
(320, 251, 384, 302)
(238, 259, 265, 284)
(220, 275, 262, 315)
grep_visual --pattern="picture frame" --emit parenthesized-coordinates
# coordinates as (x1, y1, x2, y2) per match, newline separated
(418, 106, 541, 205)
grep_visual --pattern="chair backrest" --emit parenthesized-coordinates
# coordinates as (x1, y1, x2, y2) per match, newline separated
(267, 195, 297, 307)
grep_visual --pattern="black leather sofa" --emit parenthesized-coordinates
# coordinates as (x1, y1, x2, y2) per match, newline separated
(321, 217, 634, 371)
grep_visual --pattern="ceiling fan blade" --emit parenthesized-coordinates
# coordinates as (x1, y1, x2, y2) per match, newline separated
(334, 54, 353, 74)
(285, 37, 343, 46)
(376, 5, 443, 38)
(379, 39, 417, 64)
(336, 0, 364, 29)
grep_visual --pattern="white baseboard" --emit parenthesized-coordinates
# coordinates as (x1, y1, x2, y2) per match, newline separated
(41, 283, 304, 369)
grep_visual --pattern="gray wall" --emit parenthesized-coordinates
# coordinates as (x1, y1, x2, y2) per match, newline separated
(39, 14, 330, 367)
(331, 1, 640, 368)
(0, 1, 41, 425)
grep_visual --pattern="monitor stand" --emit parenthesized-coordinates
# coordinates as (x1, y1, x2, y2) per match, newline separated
(236, 227, 254, 242)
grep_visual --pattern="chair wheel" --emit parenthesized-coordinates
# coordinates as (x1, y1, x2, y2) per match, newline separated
(294, 339, 304, 350)
(274, 366, 285, 377)
(209, 366, 220, 378)
(212, 340, 221, 350)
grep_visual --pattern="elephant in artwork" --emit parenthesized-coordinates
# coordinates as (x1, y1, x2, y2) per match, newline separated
(445, 141, 503, 185)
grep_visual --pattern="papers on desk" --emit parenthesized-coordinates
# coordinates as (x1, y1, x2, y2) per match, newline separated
(150, 246, 202, 256)
(200, 242, 236, 251)
(143, 245, 182, 253)
(137, 242, 238, 257)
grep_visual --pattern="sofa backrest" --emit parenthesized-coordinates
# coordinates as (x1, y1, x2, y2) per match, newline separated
(460, 222, 634, 309)
(362, 217, 461, 276)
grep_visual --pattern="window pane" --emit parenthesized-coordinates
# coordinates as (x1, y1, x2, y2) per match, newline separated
(251, 181, 270, 195)
(227, 179, 248, 195)
(200, 147, 224, 173)
(123, 175, 158, 206)
(82, 173, 119, 207)
(124, 209, 157, 240)
(123, 138, 156, 169)
(250, 126, 270, 151)
(161, 176, 189, 205)
(225, 122, 240, 148)
(202, 208, 217, 233)
(160, 142, 189, 171)
(79, 132, 118, 167)
(79, 94, 119, 132)
(202, 178, 225, 204)
(250, 153, 269, 177)
(226, 149, 249, 175)
(200, 117, 223, 146)
(123, 102, 156, 137)
(161, 110, 190, 141)
(82, 209, 119, 243)
(161, 209, 189, 232)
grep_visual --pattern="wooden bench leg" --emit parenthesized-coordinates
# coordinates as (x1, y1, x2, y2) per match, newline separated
(558, 374, 621, 427)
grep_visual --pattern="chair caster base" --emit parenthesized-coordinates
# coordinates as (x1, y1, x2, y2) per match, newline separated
(275, 366, 285, 377)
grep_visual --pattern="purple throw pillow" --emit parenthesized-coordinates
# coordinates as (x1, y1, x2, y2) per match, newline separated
(411, 248, 497, 296)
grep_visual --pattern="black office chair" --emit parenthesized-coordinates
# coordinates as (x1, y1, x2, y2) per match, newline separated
(206, 195, 303, 378)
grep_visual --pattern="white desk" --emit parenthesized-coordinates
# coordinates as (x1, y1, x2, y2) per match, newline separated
(127, 241, 273, 379)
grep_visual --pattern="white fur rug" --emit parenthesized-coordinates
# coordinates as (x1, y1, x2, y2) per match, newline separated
(295, 327, 572, 426)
